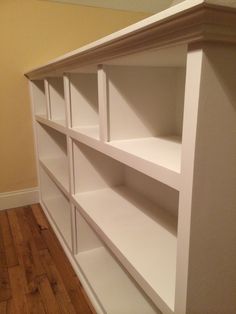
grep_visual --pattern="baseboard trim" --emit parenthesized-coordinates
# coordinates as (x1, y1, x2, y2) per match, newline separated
(0, 187, 39, 210)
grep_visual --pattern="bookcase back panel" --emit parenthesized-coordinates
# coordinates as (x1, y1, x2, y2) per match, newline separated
(31, 80, 47, 116)
(48, 77, 66, 122)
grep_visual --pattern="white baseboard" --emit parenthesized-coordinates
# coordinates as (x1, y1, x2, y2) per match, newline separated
(0, 187, 39, 210)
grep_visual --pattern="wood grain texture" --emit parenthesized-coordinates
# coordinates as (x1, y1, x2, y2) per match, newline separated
(0, 204, 95, 314)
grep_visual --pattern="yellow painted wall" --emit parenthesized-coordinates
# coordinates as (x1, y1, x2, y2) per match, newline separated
(0, 0, 148, 193)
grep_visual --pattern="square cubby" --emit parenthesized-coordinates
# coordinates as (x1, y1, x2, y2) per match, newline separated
(47, 77, 66, 126)
(69, 72, 99, 139)
(31, 80, 47, 117)
(104, 44, 187, 174)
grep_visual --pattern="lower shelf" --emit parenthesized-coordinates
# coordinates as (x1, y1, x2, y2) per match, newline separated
(51, 119, 66, 127)
(73, 185, 177, 313)
(76, 247, 158, 314)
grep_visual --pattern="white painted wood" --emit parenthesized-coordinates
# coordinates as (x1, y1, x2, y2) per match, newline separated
(40, 166, 72, 249)
(74, 186, 177, 313)
(125, 166, 179, 218)
(31, 80, 47, 116)
(69, 129, 181, 190)
(36, 122, 69, 194)
(36, 114, 67, 134)
(48, 77, 66, 125)
(63, 74, 70, 128)
(29, 80, 44, 207)
(39, 158, 69, 194)
(75, 210, 159, 314)
(26, 3, 236, 313)
(37, 122, 67, 159)
(72, 142, 178, 312)
(40, 201, 104, 314)
(44, 79, 51, 119)
(25, 0, 236, 80)
(69, 73, 99, 139)
(105, 44, 187, 68)
(73, 125, 99, 140)
(98, 65, 108, 141)
(76, 208, 103, 253)
(109, 136, 181, 174)
(73, 141, 124, 193)
(175, 45, 204, 314)
(177, 43, 236, 314)
(73, 139, 179, 213)
(0, 188, 39, 210)
(106, 66, 185, 140)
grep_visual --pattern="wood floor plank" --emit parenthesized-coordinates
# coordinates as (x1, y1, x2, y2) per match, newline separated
(0, 224, 7, 268)
(39, 249, 76, 314)
(31, 204, 49, 231)
(22, 206, 47, 251)
(0, 267, 11, 302)
(42, 229, 93, 314)
(0, 299, 15, 314)
(7, 209, 24, 246)
(26, 289, 46, 314)
(0, 301, 7, 314)
(1, 205, 95, 314)
(8, 266, 29, 314)
(0, 212, 18, 267)
(7, 208, 45, 294)
(15, 207, 45, 293)
(37, 275, 60, 313)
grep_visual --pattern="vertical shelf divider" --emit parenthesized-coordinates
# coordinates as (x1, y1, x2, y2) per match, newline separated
(44, 79, 51, 120)
(63, 74, 71, 128)
(98, 65, 109, 142)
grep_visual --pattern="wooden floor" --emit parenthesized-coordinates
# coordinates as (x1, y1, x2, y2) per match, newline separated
(0, 204, 95, 313)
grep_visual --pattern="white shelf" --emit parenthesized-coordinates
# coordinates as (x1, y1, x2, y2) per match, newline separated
(40, 157, 69, 193)
(76, 247, 158, 314)
(109, 136, 181, 174)
(53, 119, 66, 127)
(36, 115, 66, 134)
(73, 125, 99, 140)
(73, 185, 177, 313)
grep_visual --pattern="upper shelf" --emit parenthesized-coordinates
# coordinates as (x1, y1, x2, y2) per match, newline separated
(25, 0, 236, 79)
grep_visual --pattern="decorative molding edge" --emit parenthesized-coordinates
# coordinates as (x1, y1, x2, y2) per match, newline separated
(0, 187, 39, 210)
(25, 3, 236, 80)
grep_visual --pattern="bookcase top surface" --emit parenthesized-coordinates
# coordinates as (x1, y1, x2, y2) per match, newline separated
(25, 0, 236, 79)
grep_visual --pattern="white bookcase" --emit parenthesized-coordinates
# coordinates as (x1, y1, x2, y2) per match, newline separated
(26, 1, 236, 313)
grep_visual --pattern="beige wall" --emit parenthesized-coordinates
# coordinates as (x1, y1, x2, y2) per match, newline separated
(0, 0, 148, 193)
